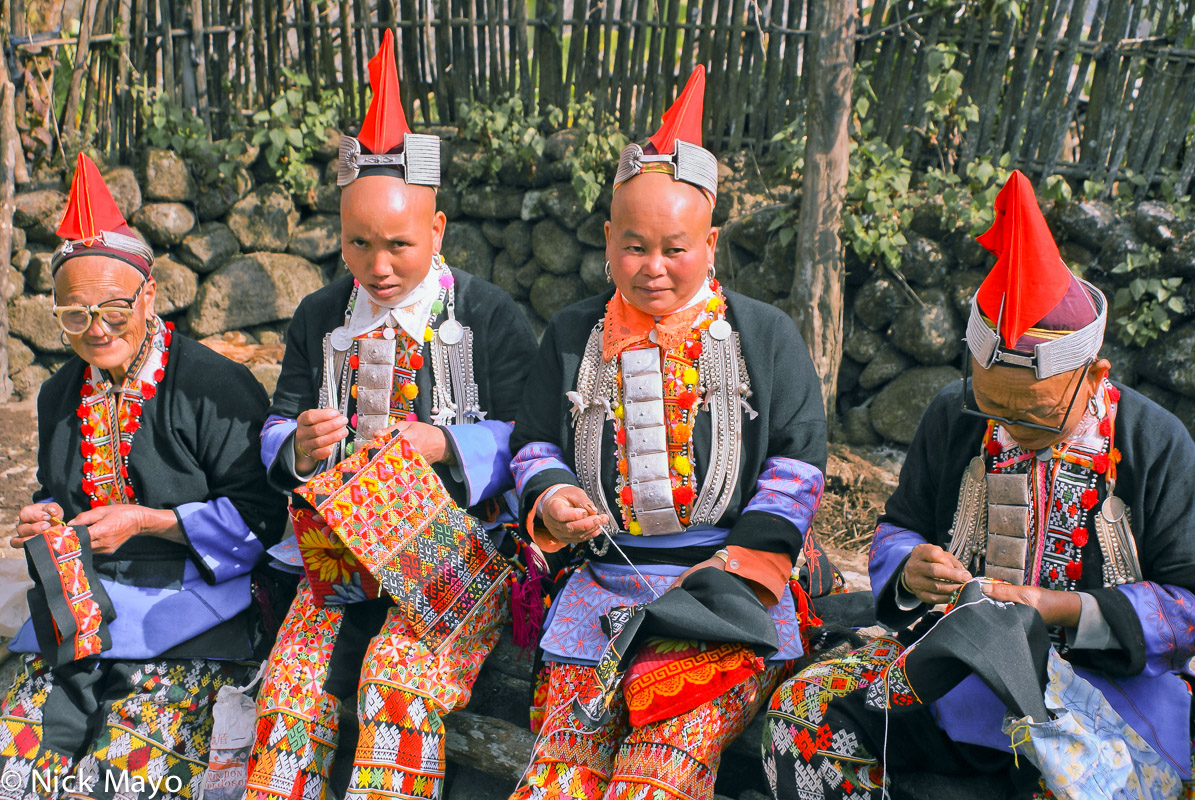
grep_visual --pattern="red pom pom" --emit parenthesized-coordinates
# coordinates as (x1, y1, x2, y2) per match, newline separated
(80, 442, 95, 457)
(1071, 527, 1089, 547)
(142, 384, 156, 399)
(81, 479, 95, 494)
(124, 420, 140, 434)
(80, 423, 94, 437)
(119, 465, 128, 478)
(153, 368, 165, 382)
(985, 440, 1002, 455)
(1107, 386, 1120, 402)
(616, 428, 626, 446)
(349, 355, 360, 370)
(124, 485, 135, 498)
(163, 332, 172, 347)
(1092, 453, 1109, 473)
(620, 486, 634, 506)
(81, 384, 94, 397)
(165, 321, 175, 331)
(1098, 418, 1112, 437)
(118, 441, 132, 457)
(410, 353, 424, 369)
(90, 498, 104, 509)
(1065, 561, 1083, 581)
(1080, 489, 1098, 510)
(673, 486, 694, 505)
(677, 391, 697, 410)
(81, 462, 93, 474)
(684, 341, 703, 360)
(76, 406, 90, 419)
(160, 352, 169, 366)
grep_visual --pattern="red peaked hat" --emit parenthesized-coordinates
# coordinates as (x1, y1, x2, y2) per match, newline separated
(58, 153, 132, 244)
(357, 29, 412, 155)
(975, 170, 1075, 349)
(54, 153, 152, 275)
(647, 66, 706, 155)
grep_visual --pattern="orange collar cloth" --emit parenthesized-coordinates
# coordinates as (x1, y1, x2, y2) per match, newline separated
(601, 291, 707, 362)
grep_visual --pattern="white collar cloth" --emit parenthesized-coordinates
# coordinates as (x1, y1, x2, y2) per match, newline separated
(343, 261, 445, 343)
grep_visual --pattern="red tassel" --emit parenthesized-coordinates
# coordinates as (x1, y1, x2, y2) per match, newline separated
(985, 440, 1002, 455)
(511, 553, 546, 652)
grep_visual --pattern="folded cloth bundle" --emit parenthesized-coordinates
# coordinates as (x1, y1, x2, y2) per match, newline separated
(24, 523, 116, 666)
(575, 567, 779, 730)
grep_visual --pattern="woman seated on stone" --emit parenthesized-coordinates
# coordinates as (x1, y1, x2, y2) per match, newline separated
(0, 154, 287, 799)
(507, 66, 828, 800)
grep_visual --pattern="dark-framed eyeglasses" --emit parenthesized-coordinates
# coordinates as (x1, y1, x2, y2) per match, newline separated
(960, 352, 1092, 435)
(52, 280, 147, 336)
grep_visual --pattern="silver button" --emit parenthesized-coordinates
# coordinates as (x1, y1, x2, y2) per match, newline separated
(728, 559, 740, 569)
(709, 319, 732, 341)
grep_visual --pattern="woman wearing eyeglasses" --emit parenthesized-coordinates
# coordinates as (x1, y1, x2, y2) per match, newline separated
(0, 154, 287, 799)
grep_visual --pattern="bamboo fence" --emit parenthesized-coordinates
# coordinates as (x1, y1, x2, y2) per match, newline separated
(2, 0, 1194, 194)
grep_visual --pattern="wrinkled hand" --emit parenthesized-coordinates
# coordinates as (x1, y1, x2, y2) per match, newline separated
(982, 582, 1082, 627)
(295, 408, 349, 473)
(66, 505, 182, 554)
(902, 544, 973, 605)
(384, 421, 450, 464)
(540, 485, 609, 545)
(670, 556, 727, 591)
(12, 502, 64, 548)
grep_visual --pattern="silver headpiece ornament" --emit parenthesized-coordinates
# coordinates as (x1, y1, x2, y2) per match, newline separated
(337, 132, 441, 187)
(52, 230, 156, 272)
(613, 139, 719, 200)
(965, 278, 1107, 379)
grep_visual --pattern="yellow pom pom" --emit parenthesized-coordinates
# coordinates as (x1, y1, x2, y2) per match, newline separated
(423, 326, 435, 342)
(673, 454, 691, 475)
(682, 367, 698, 385)
(706, 297, 720, 312)
(614, 404, 625, 419)
(628, 520, 642, 536)
(350, 385, 358, 399)
(401, 383, 419, 400)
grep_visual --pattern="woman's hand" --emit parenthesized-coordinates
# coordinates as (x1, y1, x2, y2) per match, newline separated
(385, 421, 451, 464)
(294, 408, 349, 473)
(902, 544, 973, 605)
(540, 485, 609, 545)
(12, 502, 64, 548)
(670, 556, 727, 591)
(67, 505, 182, 554)
(982, 582, 1082, 627)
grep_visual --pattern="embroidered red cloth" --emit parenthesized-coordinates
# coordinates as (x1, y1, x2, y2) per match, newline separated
(624, 638, 764, 727)
(293, 430, 510, 650)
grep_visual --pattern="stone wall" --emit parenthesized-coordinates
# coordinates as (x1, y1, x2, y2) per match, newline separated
(8, 133, 1195, 448)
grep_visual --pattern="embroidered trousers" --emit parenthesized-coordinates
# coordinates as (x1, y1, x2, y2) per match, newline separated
(0, 654, 254, 800)
(245, 579, 506, 800)
(511, 660, 783, 800)
(761, 637, 1045, 800)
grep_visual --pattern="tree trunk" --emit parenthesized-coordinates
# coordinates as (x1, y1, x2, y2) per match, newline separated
(789, 0, 856, 426)
(0, 79, 17, 401)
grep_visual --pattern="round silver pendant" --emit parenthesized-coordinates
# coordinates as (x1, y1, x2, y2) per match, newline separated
(1101, 495, 1126, 523)
(330, 326, 353, 351)
(438, 320, 464, 345)
(708, 319, 732, 341)
(647, 328, 658, 344)
(382, 326, 396, 340)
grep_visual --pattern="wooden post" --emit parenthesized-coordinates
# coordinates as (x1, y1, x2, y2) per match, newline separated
(0, 79, 16, 401)
(788, 0, 855, 425)
(62, 0, 100, 139)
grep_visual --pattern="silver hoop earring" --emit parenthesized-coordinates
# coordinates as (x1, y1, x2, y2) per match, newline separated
(60, 331, 70, 347)
(708, 263, 716, 280)
(604, 261, 612, 283)
(341, 255, 349, 269)
(432, 252, 445, 269)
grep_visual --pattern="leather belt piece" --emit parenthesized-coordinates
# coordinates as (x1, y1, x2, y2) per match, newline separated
(621, 347, 683, 536)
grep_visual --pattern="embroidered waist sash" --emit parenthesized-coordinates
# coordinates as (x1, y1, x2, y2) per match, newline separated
(24, 523, 116, 666)
(292, 430, 509, 651)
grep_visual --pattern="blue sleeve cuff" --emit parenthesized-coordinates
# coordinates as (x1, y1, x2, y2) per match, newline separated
(442, 420, 515, 507)
(261, 415, 297, 471)
(175, 497, 266, 584)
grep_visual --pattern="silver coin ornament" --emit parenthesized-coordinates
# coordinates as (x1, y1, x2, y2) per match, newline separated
(438, 319, 464, 345)
(382, 326, 396, 340)
(330, 327, 353, 351)
(708, 319, 732, 341)
(1101, 495, 1127, 522)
